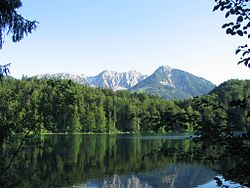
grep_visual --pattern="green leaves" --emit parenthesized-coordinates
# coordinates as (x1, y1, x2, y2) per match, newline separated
(235, 49, 241, 54)
(1, 77, 250, 137)
(235, 44, 250, 67)
(226, 28, 233, 34)
(237, 15, 244, 23)
(237, 30, 244, 36)
(225, 11, 230, 18)
(213, 4, 221, 12)
(213, 0, 250, 68)
(222, 22, 234, 28)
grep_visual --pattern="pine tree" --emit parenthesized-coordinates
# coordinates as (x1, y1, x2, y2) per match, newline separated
(0, 0, 38, 49)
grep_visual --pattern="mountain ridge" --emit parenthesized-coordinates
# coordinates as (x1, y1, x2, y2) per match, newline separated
(130, 66, 216, 99)
(36, 66, 216, 99)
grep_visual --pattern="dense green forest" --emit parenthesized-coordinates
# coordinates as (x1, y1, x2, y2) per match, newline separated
(0, 77, 249, 135)
(0, 78, 250, 187)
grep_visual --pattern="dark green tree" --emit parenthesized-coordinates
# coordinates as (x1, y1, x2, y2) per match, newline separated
(0, 0, 38, 78)
(0, 0, 38, 49)
(95, 96, 107, 133)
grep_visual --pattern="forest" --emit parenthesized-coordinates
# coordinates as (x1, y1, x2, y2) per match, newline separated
(0, 77, 249, 136)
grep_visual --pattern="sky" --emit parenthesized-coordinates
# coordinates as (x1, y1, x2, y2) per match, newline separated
(0, 0, 249, 85)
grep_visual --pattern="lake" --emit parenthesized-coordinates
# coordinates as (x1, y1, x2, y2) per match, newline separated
(0, 133, 244, 188)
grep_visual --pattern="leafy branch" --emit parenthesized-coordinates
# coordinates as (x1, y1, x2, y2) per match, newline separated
(214, 0, 250, 67)
(0, 63, 11, 80)
(0, 0, 38, 49)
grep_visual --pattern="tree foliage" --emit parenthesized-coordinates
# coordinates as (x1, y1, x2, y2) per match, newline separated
(0, 77, 249, 185)
(0, 0, 38, 49)
(0, 77, 249, 137)
(0, 63, 10, 80)
(0, 0, 38, 79)
(213, 0, 250, 67)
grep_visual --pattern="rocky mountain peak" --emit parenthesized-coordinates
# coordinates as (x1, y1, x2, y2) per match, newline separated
(154, 66, 172, 75)
(152, 66, 173, 86)
(98, 70, 116, 77)
(36, 73, 89, 85)
(35, 65, 216, 99)
(130, 65, 216, 99)
(87, 70, 147, 91)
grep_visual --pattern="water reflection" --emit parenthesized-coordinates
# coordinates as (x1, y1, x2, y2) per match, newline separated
(81, 164, 215, 188)
(0, 134, 239, 187)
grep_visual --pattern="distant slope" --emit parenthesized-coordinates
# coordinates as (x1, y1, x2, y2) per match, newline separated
(130, 66, 216, 99)
(36, 65, 215, 99)
(88, 70, 147, 90)
(36, 71, 147, 91)
(209, 79, 250, 102)
(170, 69, 216, 96)
(36, 73, 89, 85)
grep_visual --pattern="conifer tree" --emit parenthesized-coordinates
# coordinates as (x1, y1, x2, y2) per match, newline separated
(0, 0, 38, 78)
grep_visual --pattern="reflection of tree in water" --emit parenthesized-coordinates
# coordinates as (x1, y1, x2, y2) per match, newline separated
(158, 135, 250, 187)
(0, 134, 217, 188)
(193, 94, 250, 187)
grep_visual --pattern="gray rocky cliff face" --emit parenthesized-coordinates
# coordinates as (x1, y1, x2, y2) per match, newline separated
(36, 65, 216, 99)
(130, 66, 216, 99)
(36, 70, 147, 91)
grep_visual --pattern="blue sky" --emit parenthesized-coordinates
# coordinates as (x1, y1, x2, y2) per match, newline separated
(0, 0, 249, 85)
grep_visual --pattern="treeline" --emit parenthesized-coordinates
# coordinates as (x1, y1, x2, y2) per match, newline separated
(0, 78, 249, 134)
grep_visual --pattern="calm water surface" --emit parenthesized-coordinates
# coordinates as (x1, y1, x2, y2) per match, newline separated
(2, 133, 244, 188)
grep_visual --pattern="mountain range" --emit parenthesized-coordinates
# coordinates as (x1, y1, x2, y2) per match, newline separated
(36, 66, 216, 99)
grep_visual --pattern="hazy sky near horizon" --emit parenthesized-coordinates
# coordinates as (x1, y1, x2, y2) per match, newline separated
(0, 0, 249, 85)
